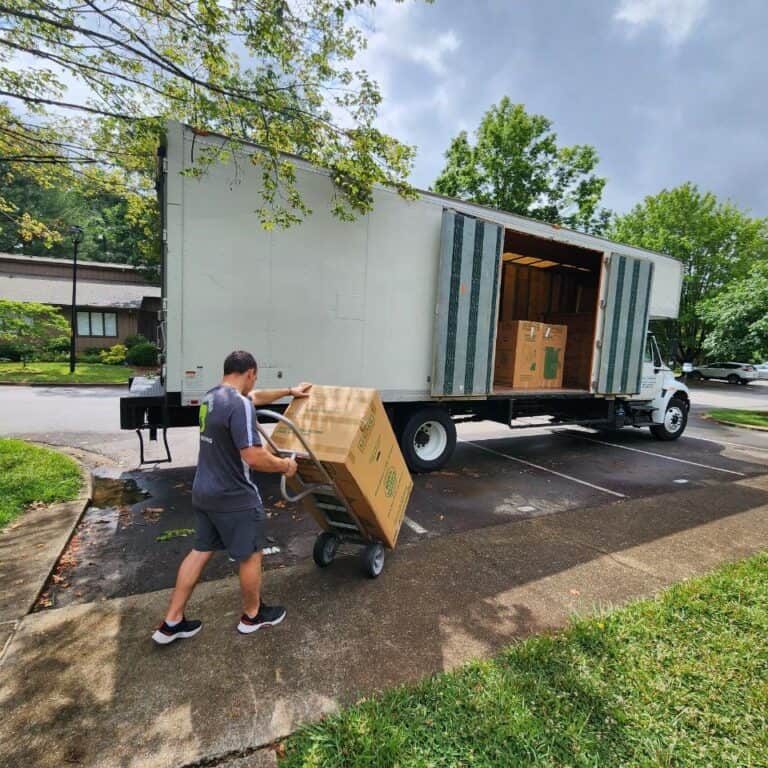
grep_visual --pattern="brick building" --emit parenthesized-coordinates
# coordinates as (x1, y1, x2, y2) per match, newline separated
(0, 253, 161, 352)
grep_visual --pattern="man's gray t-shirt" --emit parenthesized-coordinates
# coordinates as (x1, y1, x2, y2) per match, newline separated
(191, 385, 264, 513)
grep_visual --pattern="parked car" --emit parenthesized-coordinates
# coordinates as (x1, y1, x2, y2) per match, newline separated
(756, 363, 768, 380)
(690, 362, 758, 385)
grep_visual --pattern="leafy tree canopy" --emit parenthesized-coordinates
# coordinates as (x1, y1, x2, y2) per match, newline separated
(699, 262, 768, 362)
(609, 183, 768, 361)
(0, 299, 69, 362)
(0, 0, 421, 249)
(433, 98, 609, 233)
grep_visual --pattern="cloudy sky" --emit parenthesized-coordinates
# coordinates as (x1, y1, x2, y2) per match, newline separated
(352, 0, 767, 217)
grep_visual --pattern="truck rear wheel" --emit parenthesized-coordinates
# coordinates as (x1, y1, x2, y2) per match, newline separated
(399, 408, 457, 473)
(650, 397, 687, 441)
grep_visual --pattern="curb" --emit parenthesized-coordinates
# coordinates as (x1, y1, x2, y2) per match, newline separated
(705, 415, 768, 433)
(0, 447, 93, 667)
(26, 447, 94, 617)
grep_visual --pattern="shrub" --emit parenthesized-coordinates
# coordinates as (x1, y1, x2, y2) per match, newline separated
(99, 344, 127, 365)
(124, 334, 148, 348)
(0, 341, 22, 362)
(77, 347, 106, 363)
(47, 335, 71, 354)
(126, 341, 158, 367)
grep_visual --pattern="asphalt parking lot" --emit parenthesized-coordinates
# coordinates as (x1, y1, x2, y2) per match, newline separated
(37, 415, 768, 610)
(3, 378, 767, 609)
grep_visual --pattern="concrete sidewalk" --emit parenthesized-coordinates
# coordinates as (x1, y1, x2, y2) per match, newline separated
(3, 475, 768, 768)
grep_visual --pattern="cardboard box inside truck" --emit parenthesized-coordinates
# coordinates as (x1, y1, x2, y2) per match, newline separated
(270, 385, 413, 549)
(539, 323, 568, 389)
(494, 320, 541, 388)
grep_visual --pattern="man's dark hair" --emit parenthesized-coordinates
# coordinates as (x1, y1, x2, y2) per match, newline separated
(223, 350, 258, 375)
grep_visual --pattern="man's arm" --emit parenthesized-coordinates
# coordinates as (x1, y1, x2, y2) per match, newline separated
(249, 382, 312, 407)
(241, 446, 297, 477)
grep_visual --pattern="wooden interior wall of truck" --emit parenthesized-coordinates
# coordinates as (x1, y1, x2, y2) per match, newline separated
(497, 230, 602, 390)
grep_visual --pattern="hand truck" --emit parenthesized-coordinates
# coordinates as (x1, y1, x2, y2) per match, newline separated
(253, 409, 387, 578)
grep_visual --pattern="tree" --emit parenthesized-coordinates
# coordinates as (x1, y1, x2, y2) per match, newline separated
(0, 300, 70, 365)
(609, 183, 768, 362)
(0, 155, 157, 272)
(699, 262, 768, 362)
(433, 98, 609, 233)
(0, 0, 418, 236)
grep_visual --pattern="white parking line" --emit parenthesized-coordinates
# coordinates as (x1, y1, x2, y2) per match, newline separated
(685, 431, 768, 454)
(404, 516, 428, 535)
(462, 440, 626, 498)
(568, 434, 746, 477)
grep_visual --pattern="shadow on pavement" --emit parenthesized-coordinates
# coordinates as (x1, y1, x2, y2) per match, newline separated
(4, 472, 768, 768)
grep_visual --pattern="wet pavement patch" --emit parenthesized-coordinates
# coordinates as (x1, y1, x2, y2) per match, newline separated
(34, 467, 322, 611)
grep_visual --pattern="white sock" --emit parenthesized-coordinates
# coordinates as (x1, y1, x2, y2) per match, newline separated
(165, 618, 181, 627)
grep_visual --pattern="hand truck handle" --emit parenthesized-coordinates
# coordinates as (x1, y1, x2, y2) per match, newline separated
(253, 409, 335, 502)
(279, 452, 333, 503)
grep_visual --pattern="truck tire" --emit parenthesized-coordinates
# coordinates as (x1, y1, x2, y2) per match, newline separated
(650, 397, 688, 441)
(399, 408, 457, 473)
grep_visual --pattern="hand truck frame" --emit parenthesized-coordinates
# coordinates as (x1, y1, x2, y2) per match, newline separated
(253, 409, 387, 578)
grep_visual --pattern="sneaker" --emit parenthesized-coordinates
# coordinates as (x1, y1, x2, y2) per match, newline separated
(237, 604, 286, 634)
(152, 617, 202, 645)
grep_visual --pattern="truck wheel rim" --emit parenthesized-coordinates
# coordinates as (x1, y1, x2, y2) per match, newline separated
(414, 421, 448, 461)
(665, 406, 683, 433)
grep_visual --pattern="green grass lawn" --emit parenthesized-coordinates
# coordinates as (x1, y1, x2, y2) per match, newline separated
(708, 408, 768, 429)
(0, 361, 137, 385)
(284, 554, 768, 767)
(0, 439, 82, 528)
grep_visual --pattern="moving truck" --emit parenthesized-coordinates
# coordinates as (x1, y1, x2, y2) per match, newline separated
(121, 122, 690, 471)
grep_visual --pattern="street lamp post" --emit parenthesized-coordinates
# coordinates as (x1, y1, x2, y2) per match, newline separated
(69, 226, 83, 374)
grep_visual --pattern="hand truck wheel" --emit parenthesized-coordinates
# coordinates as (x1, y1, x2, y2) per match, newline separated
(313, 532, 339, 568)
(361, 543, 385, 578)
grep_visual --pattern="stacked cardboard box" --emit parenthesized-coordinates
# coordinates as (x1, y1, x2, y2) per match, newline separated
(494, 320, 540, 388)
(271, 385, 413, 549)
(539, 323, 567, 389)
(494, 320, 567, 389)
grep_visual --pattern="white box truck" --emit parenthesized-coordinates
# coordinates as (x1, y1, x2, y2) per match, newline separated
(121, 122, 690, 470)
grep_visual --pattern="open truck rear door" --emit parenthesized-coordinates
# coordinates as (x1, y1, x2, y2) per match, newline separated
(596, 253, 655, 395)
(431, 210, 504, 397)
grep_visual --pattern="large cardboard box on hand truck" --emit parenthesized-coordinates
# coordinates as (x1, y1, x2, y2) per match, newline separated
(270, 386, 413, 549)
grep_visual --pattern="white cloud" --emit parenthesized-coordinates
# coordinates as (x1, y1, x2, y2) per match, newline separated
(614, 0, 709, 44)
(350, 3, 463, 148)
(408, 31, 461, 76)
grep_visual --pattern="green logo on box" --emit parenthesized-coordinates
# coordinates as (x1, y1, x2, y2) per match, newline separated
(358, 412, 375, 452)
(384, 468, 397, 497)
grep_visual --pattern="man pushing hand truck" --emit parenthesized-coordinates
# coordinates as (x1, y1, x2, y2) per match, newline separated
(152, 350, 311, 645)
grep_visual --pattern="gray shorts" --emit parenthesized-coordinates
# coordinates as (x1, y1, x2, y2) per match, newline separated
(193, 507, 267, 562)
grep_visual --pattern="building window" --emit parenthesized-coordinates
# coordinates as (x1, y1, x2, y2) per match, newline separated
(77, 311, 118, 338)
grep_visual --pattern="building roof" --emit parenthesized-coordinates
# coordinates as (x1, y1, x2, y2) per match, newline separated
(0, 252, 142, 272)
(0, 273, 161, 309)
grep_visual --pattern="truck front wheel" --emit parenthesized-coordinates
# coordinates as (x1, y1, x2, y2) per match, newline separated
(399, 408, 457, 473)
(650, 397, 688, 441)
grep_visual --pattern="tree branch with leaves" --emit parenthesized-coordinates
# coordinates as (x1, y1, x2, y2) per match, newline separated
(0, 0, 419, 236)
(432, 98, 610, 234)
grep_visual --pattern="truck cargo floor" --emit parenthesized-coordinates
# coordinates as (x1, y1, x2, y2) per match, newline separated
(491, 387, 590, 397)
